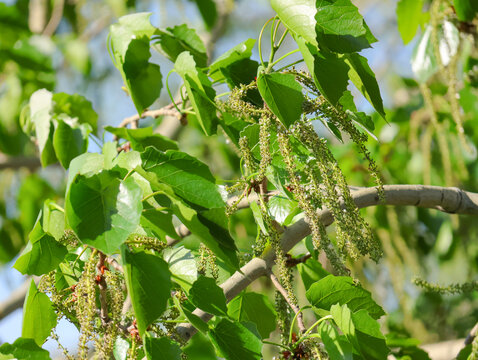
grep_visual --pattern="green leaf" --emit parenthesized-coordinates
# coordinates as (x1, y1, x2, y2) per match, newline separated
(175, 51, 218, 135)
(267, 195, 299, 225)
(208, 318, 263, 360)
(208, 39, 256, 81)
(109, 12, 157, 60)
(316, 0, 367, 37)
(227, 292, 277, 339)
(0, 338, 51, 360)
(315, 0, 376, 53)
(122, 247, 172, 336)
(189, 275, 228, 316)
(123, 39, 162, 114)
(345, 53, 385, 119)
(14, 212, 67, 276)
(271, 0, 317, 46)
(183, 305, 210, 334)
(396, 0, 423, 44)
(105, 126, 178, 152)
(140, 146, 224, 209)
(183, 332, 217, 360)
(153, 24, 207, 67)
(53, 119, 89, 169)
(22, 280, 57, 345)
(249, 201, 268, 235)
(189, 0, 217, 30)
(164, 246, 198, 291)
(146, 183, 239, 271)
(143, 335, 181, 360)
(331, 304, 389, 360)
(66, 171, 143, 254)
(296, 36, 349, 105)
(306, 275, 385, 319)
(42, 200, 65, 240)
(55, 254, 83, 290)
(66, 153, 105, 190)
(109, 13, 162, 114)
(52, 92, 98, 133)
(318, 321, 353, 360)
(411, 25, 437, 83)
(339, 90, 375, 133)
(351, 309, 389, 359)
(297, 258, 330, 289)
(452, 0, 478, 21)
(29, 89, 57, 167)
(141, 205, 178, 241)
(26, 90, 96, 167)
(257, 72, 304, 128)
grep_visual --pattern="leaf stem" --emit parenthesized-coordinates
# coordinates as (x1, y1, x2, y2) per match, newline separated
(275, 28, 289, 51)
(123, 169, 135, 181)
(142, 191, 164, 202)
(269, 49, 300, 69)
(258, 17, 275, 68)
(296, 315, 333, 344)
(276, 58, 305, 72)
(49, 203, 64, 213)
(71, 246, 89, 271)
(89, 133, 103, 149)
(166, 70, 182, 114)
(262, 340, 293, 351)
(289, 306, 312, 343)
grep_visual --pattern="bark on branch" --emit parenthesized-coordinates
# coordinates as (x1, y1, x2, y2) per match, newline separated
(176, 184, 478, 341)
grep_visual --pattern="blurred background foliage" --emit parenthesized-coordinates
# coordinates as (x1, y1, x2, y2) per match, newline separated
(1, 0, 478, 355)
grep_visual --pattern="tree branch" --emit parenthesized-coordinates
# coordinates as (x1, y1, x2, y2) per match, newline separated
(118, 101, 183, 129)
(0, 154, 41, 171)
(176, 184, 478, 341)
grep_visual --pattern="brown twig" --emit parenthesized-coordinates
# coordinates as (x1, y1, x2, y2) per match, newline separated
(42, 0, 65, 36)
(269, 271, 306, 334)
(118, 101, 183, 129)
(105, 257, 123, 272)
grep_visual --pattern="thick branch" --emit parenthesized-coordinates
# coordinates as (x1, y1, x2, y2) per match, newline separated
(176, 185, 478, 341)
(0, 154, 41, 171)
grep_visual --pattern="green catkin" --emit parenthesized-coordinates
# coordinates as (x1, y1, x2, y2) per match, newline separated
(100, 270, 124, 358)
(239, 136, 257, 174)
(126, 235, 167, 253)
(276, 126, 349, 275)
(413, 278, 478, 294)
(274, 290, 291, 345)
(76, 252, 98, 359)
(258, 114, 272, 180)
(59, 229, 79, 247)
(197, 244, 219, 279)
(50, 329, 74, 360)
(294, 120, 381, 262)
(223, 82, 266, 120)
